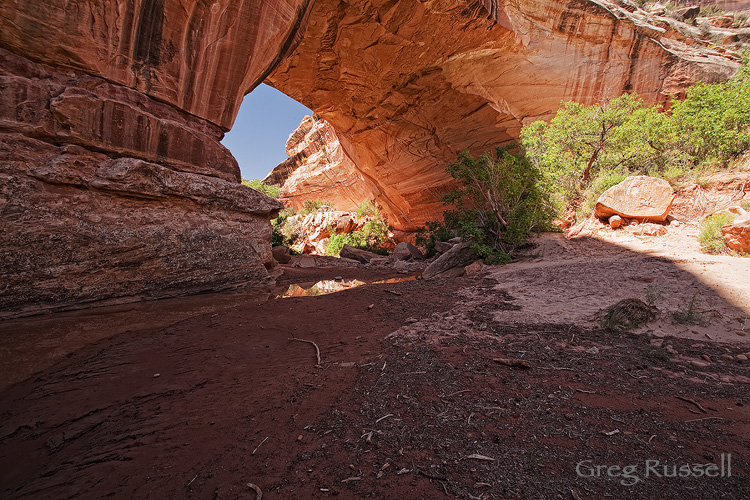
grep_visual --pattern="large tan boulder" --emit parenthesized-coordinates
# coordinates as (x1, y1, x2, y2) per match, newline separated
(721, 217, 750, 253)
(595, 176, 675, 222)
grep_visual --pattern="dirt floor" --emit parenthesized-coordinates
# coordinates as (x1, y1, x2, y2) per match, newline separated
(1, 179, 750, 499)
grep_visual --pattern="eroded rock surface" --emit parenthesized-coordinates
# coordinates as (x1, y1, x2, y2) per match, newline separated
(0, 1, 305, 316)
(265, 115, 378, 212)
(595, 176, 676, 222)
(268, 0, 739, 230)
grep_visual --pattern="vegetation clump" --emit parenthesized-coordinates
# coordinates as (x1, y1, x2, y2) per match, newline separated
(242, 178, 281, 199)
(418, 147, 556, 263)
(698, 212, 735, 254)
(520, 61, 750, 221)
(326, 200, 390, 256)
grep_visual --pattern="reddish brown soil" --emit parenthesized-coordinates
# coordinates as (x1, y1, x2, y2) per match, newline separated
(1, 261, 749, 499)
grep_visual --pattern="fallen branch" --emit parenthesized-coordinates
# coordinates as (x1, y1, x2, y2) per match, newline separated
(375, 413, 393, 424)
(384, 289, 403, 296)
(493, 358, 533, 369)
(289, 337, 322, 366)
(466, 453, 495, 462)
(684, 416, 726, 423)
(446, 389, 472, 398)
(676, 396, 708, 414)
(252, 436, 268, 455)
(247, 482, 262, 499)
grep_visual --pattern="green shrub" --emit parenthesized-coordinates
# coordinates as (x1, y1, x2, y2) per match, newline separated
(698, 212, 734, 254)
(417, 147, 555, 262)
(242, 179, 281, 199)
(300, 199, 336, 215)
(326, 202, 390, 256)
(415, 220, 454, 257)
(355, 199, 380, 219)
(521, 60, 750, 218)
(271, 207, 299, 248)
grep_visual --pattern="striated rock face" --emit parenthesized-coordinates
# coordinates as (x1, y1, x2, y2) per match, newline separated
(268, 0, 740, 230)
(265, 115, 378, 212)
(0, 1, 308, 316)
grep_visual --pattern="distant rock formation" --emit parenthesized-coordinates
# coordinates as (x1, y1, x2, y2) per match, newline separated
(264, 115, 378, 212)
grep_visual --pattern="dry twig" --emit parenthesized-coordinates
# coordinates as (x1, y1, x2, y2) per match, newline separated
(247, 482, 262, 499)
(676, 396, 708, 413)
(252, 436, 268, 455)
(289, 337, 322, 365)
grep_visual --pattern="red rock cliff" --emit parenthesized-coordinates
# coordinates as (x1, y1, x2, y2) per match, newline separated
(267, 0, 740, 230)
(0, 0, 313, 317)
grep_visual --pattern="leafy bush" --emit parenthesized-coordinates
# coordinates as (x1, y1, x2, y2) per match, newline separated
(271, 207, 298, 248)
(242, 179, 281, 199)
(417, 147, 555, 262)
(698, 212, 735, 254)
(356, 199, 380, 219)
(521, 61, 750, 219)
(326, 201, 390, 256)
(415, 220, 455, 258)
(300, 199, 336, 215)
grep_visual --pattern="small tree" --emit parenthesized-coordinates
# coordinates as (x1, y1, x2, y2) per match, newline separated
(441, 147, 555, 260)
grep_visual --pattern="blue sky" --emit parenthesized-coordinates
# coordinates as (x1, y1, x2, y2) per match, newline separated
(222, 84, 312, 181)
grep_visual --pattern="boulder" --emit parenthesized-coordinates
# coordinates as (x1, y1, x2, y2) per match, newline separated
(390, 242, 424, 261)
(272, 246, 292, 264)
(422, 243, 478, 279)
(339, 245, 381, 264)
(609, 215, 624, 229)
(594, 176, 675, 222)
(434, 241, 454, 254)
(721, 217, 750, 253)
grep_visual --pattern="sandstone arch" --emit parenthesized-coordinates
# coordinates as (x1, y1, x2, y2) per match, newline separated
(0, 0, 739, 316)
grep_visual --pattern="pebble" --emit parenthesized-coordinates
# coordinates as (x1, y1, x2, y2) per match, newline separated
(153, 373, 160, 378)
(736, 354, 748, 361)
(650, 339, 664, 347)
(690, 360, 710, 368)
(701, 354, 711, 362)
(666, 345, 678, 355)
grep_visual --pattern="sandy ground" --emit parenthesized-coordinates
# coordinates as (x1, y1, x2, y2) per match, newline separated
(1, 174, 749, 499)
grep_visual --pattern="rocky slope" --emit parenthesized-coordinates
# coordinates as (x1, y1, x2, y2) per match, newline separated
(268, 0, 740, 230)
(0, 1, 313, 316)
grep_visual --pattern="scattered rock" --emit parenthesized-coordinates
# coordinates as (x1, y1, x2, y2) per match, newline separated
(609, 215, 624, 229)
(390, 242, 423, 262)
(434, 241, 454, 254)
(666, 345, 678, 356)
(272, 245, 292, 264)
(448, 237, 462, 245)
(340, 245, 382, 264)
(464, 259, 484, 275)
(595, 176, 675, 222)
(422, 243, 478, 279)
(721, 218, 750, 254)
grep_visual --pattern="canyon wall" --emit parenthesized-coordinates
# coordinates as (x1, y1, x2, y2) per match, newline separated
(0, 1, 313, 317)
(268, 0, 740, 230)
(264, 115, 379, 212)
(0, 0, 741, 316)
